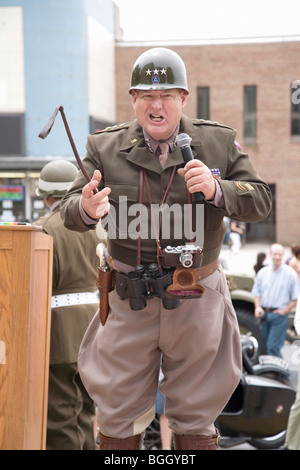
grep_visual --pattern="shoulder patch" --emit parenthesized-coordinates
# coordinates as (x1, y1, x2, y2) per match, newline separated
(234, 140, 242, 150)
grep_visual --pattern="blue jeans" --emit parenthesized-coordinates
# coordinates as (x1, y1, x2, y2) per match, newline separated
(261, 310, 289, 357)
(155, 389, 166, 416)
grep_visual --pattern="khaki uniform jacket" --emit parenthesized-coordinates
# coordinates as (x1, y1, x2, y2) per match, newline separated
(33, 206, 100, 364)
(61, 115, 272, 267)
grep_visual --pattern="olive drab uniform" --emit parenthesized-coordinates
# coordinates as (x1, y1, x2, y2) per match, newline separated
(60, 114, 272, 442)
(61, 116, 271, 265)
(33, 205, 101, 449)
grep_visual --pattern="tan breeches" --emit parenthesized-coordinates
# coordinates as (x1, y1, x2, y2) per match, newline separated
(78, 266, 242, 438)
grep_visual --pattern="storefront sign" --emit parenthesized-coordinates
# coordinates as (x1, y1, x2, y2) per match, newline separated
(0, 185, 24, 201)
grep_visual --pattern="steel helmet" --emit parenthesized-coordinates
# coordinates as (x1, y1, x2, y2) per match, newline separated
(36, 160, 78, 198)
(129, 47, 189, 93)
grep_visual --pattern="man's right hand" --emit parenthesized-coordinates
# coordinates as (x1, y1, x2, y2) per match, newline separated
(254, 305, 264, 319)
(81, 170, 111, 219)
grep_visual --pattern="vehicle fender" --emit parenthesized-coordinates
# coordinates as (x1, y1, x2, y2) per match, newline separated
(252, 363, 290, 377)
(230, 289, 254, 304)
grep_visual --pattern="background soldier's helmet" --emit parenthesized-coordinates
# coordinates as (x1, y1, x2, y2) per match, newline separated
(129, 47, 189, 93)
(36, 160, 78, 198)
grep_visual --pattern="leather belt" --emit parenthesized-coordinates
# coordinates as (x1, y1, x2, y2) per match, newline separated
(51, 291, 98, 308)
(262, 307, 279, 312)
(109, 254, 220, 280)
(195, 258, 220, 280)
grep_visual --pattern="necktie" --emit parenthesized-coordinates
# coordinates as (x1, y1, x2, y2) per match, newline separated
(158, 142, 169, 169)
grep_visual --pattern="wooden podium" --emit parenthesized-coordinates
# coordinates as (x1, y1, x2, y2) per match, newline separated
(0, 225, 53, 450)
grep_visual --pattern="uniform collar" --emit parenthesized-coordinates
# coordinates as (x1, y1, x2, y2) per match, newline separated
(120, 116, 203, 173)
(49, 200, 61, 213)
(143, 123, 180, 155)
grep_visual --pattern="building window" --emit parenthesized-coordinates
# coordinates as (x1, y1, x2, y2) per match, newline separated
(291, 80, 300, 138)
(197, 87, 210, 120)
(0, 114, 25, 156)
(244, 86, 257, 143)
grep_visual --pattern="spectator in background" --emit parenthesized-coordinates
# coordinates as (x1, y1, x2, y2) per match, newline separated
(252, 243, 299, 358)
(284, 295, 300, 450)
(155, 369, 173, 450)
(229, 220, 245, 254)
(285, 243, 299, 265)
(287, 245, 300, 284)
(254, 252, 266, 274)
(222, 217, 232, 248)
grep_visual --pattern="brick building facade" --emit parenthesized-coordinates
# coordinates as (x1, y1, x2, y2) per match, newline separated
(115, 39, 300, 246)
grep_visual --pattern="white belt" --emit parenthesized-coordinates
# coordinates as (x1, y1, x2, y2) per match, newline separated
(51, 291, 98, 308)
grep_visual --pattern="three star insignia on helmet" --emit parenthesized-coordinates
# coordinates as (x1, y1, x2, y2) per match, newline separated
(145, 68, 167, 76)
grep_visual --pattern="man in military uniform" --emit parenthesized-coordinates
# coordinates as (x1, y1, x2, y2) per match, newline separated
(60, 48, 272, 450)
(34, 160, 103, 450)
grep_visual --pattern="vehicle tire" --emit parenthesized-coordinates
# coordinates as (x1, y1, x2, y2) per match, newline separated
(235, 307, 266, 356)
(250, 431, 286, 450)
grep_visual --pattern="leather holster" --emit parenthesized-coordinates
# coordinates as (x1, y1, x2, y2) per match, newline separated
(97, 268, 112, 325)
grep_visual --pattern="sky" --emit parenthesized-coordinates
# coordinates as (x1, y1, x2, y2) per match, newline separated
(116, 0, 300, 42)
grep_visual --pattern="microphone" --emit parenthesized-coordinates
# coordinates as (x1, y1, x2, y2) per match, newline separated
(176, 133, 205, 201)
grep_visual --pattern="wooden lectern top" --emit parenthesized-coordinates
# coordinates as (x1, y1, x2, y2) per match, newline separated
(0, 223, 42, 231)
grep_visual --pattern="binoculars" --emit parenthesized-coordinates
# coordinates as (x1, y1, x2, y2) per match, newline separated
(116, 263, 180, 311)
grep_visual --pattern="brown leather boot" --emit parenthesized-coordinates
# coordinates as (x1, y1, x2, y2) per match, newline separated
(174, 430, 220, 450)
(98, 432, 144, 450)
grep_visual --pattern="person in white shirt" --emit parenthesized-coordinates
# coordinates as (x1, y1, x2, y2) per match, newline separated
(284, 295, 300, 450)
(252, 243, 299, 357)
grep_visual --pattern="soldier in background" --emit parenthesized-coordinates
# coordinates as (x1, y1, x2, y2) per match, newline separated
(34, 160, 102, 450)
